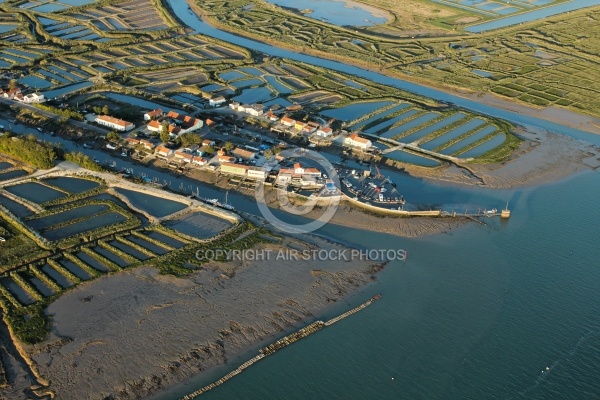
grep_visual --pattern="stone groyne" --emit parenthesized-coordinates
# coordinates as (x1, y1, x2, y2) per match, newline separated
(181, 294, 381, 399)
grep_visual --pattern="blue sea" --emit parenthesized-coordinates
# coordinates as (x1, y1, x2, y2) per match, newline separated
(157, 169, 600, 399)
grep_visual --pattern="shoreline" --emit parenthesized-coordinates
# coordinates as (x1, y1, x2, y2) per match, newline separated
(27, 235, 387, 400)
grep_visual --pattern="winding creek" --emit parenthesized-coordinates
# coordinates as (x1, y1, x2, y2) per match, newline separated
(167, 0, 600, 146)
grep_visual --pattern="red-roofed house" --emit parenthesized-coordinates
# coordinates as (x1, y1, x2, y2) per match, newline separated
(147, 120, 181, 135)
(266, 111, 279, 122)
(280, 116, 295, 127)
(2, 88, 21, 99)
(302, 121, 319, 134)
(155, 145, 173, 158)
(144, 108, 163, 121)
(174, 150, 194, 163)
(192, 156, 207, 166)
(232, 148, 255, 161)
(316, 126, 333, 137)
(139, 139, 154, 150)
(344, 133, 372, 150)
(165, 110, 203, 132)
(95, 115, 135, 131)
(218, 155, 236, 163)
(126, 138, 140, 147)
(279, 162, 321, 178)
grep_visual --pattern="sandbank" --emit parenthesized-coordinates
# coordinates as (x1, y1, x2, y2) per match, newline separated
(27, 236, 382, 399)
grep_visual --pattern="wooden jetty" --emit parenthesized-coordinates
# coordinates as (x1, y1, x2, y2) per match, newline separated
(181, 294, 381, 399)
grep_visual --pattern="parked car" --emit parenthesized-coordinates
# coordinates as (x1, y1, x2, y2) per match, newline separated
(37, 127, 43, 132)
(0, 237, 5, 242)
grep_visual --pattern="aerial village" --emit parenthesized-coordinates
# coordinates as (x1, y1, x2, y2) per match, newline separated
(0, 84, 407, 208)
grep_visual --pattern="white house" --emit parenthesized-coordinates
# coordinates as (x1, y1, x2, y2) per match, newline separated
(165, 111, 203, 133)
(279, 163, 321, 178)
(144, 108, 163, 121)
(247, 166, 267, 180)
(232, 147, 255, 161)
(240, 103, 263, 116)
(276, 172, 292, 186)
(266, 111, 279, 122)
(95, 115, 135, 132)
(209, 96, 227, 107)
(147, 120, 181, 136)
(316, 126, 333, 137)
(280, 116, 295, 127)
(174, 150, 194, 163)
(23, 93, 45, 103)
(192, 156, 207, 166)
(220, 163, 266, 180)
(155, 145, 173, 158)
(139, 139, 155, 151)
(344, 133, 372, 150)
(2, 88, 21, 99)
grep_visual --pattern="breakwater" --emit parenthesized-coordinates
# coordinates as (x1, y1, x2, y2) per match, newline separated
(181, 294, 381, 399)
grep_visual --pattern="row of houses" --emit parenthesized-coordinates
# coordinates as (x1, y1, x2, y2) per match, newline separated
(218, 159, 324, 188)
(229, 102, 264, 116)
(145, 109, 203, 136)
(1, 87, 45, 103)
(279, 116, 333, 137)
(152, 145, 207, 166)
(125, 137, 154, 150)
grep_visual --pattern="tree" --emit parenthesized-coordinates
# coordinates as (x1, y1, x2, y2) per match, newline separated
(264, 148, 273, 159)
(160, 122, 171, 143)
(203, 145, 215, 155)
(179, 132, 202, 147)
(93, 106, 102, 115)
(224, 141, 234, 153)
(101, 105, 109, 115)
(106, 131, 120, 142)
(8, 79, 18, 90)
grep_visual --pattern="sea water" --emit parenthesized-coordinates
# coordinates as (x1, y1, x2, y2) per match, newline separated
(159, 169, 600, 399)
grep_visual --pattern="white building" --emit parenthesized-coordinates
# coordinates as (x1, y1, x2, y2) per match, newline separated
(95, 115, 135, 131)
(174, 150, 194, 163)
(344, 133, 372, 150)
(155, 145, 173, 158)
(220, 163, 267, 180)
(144, 108, 163, 121)
(192, 156, 207, 166)
(209, 96, 227, 107)
(279, 163, 321, 178)
(23, 93, 45, 103)
(316, 126, 333, 137)
(240, 103, 264, 116)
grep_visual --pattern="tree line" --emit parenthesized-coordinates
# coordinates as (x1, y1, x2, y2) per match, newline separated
(0, 133, 102, 171)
